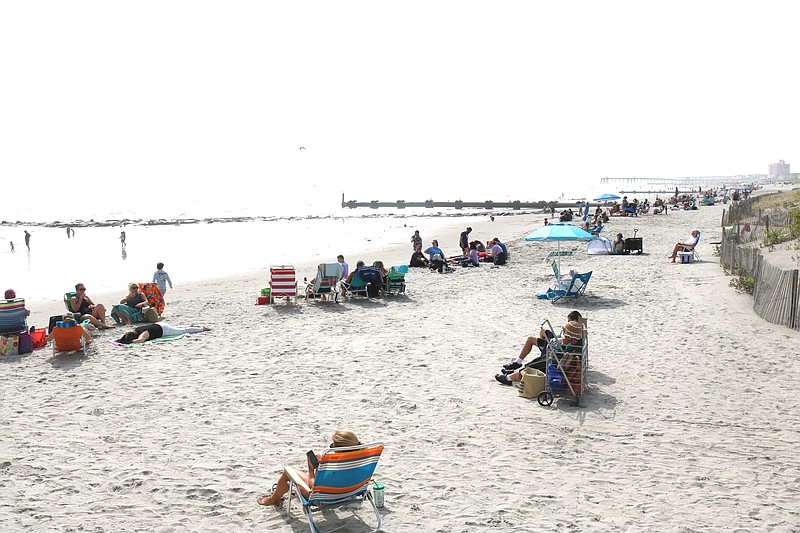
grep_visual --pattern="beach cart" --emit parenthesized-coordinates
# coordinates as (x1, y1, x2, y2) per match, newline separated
(623, 228, 643, 255)
(537, 319, 588, 407)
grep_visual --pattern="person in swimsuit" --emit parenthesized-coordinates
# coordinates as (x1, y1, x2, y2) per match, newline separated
(111, 283, 149, 325)
(256, 430, 362, 507)
(116, 323, 210, 344)
(70, 283, 113, 329)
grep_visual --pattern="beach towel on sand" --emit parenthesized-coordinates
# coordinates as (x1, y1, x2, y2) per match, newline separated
(107, 334, 187, 348)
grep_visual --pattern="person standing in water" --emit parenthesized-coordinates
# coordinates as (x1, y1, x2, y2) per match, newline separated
(24, 230, 31, 250)
(120, 231, 126, 247)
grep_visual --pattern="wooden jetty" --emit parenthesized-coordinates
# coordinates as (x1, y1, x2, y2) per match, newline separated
(341, 194, 581, 210)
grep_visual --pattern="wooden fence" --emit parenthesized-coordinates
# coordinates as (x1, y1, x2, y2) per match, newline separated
(720, 204, 800, 331)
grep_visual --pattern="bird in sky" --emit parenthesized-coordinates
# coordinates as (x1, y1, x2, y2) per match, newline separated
(299, 147, 306, 150)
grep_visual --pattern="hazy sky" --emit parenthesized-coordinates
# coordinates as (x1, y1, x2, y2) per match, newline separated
(2, 1, 797, 206)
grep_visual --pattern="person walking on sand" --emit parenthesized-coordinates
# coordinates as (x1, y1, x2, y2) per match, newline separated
(66, 226, 71, 238)
(9, 241, 14, 253)
(24, 230, 31, 250)
(153, 262, 173, 295)
(120, 231, 126, 247)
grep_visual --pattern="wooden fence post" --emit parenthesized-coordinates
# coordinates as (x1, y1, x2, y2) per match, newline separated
(790, 269, 799, 330)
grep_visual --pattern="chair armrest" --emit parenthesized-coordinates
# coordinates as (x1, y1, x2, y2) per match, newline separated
(285, 466, 312, 494)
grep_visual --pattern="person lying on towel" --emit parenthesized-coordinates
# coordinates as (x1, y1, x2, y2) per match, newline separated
(116, 323, 210, 344)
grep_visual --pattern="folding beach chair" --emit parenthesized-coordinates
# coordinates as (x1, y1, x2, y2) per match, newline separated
(305, 263, 343, 302)
(51, 322, 90, 356)
(340, 268, 371, 298)
(269, 265, 298, 304)
(385, 265, 408, 295)
(537, 272, 593, 303)
(285, 442, 385, 533)
(677, 230, 701, 263)
(0, 298, 27, 335)
(550, 261, 572, 290)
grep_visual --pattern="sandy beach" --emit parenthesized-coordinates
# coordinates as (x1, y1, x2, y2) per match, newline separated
(3, 202, 800, 532)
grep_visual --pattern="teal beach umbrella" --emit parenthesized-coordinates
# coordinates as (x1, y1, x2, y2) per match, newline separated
(525, 223, 594, 276)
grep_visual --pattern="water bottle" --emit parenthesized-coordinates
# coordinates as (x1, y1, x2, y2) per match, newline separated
(372, 482, 384, 508)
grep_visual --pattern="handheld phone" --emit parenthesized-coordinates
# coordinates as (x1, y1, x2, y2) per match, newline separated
(307, 450, 319, 470)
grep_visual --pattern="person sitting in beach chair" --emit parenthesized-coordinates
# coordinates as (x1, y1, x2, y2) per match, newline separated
(668, 230, 700, 263)
(269, 265, 298, 304)
(305, 263, 343, 301)
(256, 430, 384, 533)
(111, 282, 149, 325)
(47, 314, 93, 353)
(495, 311, 584, 385)
(340, 261, 372, 297)
(385, 265, 408, 294)
(68, 283, 114, 329)
(0, 293, 29, 336)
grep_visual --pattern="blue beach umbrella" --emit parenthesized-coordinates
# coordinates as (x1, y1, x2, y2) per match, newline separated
(593, 193, 620, 202)
(525, 223, 594, 278)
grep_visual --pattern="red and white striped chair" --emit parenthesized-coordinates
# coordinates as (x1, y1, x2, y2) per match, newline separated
(269, 265, 298, 304)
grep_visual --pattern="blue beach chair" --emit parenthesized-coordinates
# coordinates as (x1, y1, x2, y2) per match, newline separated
(537, 271, 593, 303)
(677, 230, 701, 263)
(340, 268, 373, 298)
(285, 442, 385, 533)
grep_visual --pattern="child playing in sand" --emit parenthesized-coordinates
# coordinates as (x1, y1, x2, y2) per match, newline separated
(153, 262, 173, 295)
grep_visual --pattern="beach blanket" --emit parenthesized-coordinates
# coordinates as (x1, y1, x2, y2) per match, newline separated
(106, 334, 187, 348)
(111, 304, 144, 324)
(138, 283, 165, 316)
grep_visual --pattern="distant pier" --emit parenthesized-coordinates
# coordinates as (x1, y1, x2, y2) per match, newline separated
(341, 194, 578, 210)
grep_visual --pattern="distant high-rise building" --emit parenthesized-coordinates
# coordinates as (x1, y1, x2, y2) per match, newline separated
(768, 159, 790, 177)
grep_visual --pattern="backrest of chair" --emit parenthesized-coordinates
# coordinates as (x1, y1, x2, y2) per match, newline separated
(566, 271, 592, 295)
(309, 443, 384, 504)
(551, 261, 560, 280)
(388, 265, 407, 280)
(0, 299, 27, 334)
(314, 264, 342, 292)
(54, 325, 83, 352)
(693, 231, 701, 245)
(270, 265, 297, 296)
(64, 292, 77, 313)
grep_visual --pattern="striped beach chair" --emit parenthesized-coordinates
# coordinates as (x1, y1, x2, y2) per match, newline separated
(269, 265, 298, 304)
(285, 442, 384, 533)
(305, 263, 343, 302)
(0, 298, 27, 335)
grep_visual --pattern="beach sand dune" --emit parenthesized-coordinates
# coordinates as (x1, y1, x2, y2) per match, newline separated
(3, 205, 800, 531)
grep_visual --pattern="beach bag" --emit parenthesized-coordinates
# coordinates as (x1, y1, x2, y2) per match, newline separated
(144, 307, 159, 323)
(0, 335, 19, 356)
(31, 328, 47, 349)
(18, 332, 33, 354)
(518, 368, 546, 398)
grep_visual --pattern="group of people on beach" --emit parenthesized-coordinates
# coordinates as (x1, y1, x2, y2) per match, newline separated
(409, 227, 508, 272)
(3, 261, 214, 352)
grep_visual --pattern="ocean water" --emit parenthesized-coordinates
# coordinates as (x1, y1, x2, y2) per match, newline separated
(1, 179, 611, 302)
(0, 210, 498, 302)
